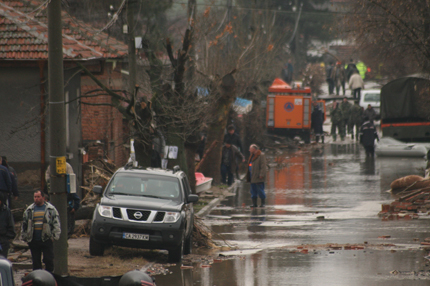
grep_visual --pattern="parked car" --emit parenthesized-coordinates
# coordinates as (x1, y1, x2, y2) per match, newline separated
(360, 89, 380, 114)
(89, 166, 198, 262)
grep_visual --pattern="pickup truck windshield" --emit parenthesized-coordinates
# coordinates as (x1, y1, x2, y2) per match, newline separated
(106, 173, 182, 201)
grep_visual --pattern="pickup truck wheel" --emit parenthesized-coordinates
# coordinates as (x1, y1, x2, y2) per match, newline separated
(184, 234, 192, 255)
(89, 237, 105, 256)
(168, 240, 184, 263)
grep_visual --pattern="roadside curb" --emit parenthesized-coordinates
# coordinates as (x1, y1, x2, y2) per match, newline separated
(196, 180, 239, 218)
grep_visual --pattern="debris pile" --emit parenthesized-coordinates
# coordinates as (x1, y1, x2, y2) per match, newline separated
(379, 175, 430, 220)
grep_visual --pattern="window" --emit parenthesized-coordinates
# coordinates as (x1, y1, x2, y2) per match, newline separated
(364, 93, 380, 102)
(106, 173, 181, 201)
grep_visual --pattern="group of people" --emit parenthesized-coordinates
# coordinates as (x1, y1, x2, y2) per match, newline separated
(326, 60, 364, 101)
(329, 98, 379, 156)
(221, 125, 267, 208)
(329, 97, 378, 142)
(0, 187, 61, 273)
(0, 157, 80, 274)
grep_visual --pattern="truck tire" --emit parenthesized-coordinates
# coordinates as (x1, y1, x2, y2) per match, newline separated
(183, 234, 193, 255)
(168, 240, 184, 263)
(89, 237, 105, 256)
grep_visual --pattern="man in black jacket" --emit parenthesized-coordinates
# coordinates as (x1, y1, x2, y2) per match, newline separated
(224, 125, 243, 152)
(360, 116, 379, 157)
(0, 192, 15, 258)
(221, 139, 245, 186)
(311, 103, 325, 143)
(224, 125, 243, 179)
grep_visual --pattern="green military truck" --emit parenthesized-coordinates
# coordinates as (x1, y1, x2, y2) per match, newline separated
(381, 74, 430, 142)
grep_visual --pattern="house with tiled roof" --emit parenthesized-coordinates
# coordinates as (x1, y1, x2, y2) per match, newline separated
(0, 0, 129, 195)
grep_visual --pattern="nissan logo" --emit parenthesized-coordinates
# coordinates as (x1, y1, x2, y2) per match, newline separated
(134, 212, 143, 219)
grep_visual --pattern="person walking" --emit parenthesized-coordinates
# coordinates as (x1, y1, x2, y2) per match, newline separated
(330, 101, 345, 141)
(0, 192, 15, 258)
(326, 62, 335, 95)
(349, 71, 364, 101)
(332, 62, 346, 95)
(360, 116, 379, 157)
(311, 103, 325, 143)
(221, 139, 245, 186)
(21, 190, 61, 272)
(246, 144, 267, 208)
(363, 104, 377, 123)
(0, 157, 11, 208)
(340, 97, 351, 137)
(349, 101, 363, 140)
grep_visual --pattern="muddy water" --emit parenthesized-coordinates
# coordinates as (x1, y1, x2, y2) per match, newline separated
(156, 144, 430, 285)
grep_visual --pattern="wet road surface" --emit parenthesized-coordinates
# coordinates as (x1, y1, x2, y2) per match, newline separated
(156, 143, 430, 285)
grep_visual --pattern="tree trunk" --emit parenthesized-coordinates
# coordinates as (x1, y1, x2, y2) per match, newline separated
(134, 137, 152, 168)
(166, 131, 188, 176)
(198, 73, 236, 184)
(185, 144, 197, 193)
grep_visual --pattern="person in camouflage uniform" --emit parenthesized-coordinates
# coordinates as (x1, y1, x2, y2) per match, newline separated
(330, 101, 345, 141)
(340, 97, 351, 137)
(349, 101, 363, 140)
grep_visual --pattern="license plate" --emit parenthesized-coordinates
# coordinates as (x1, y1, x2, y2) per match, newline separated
(122, 232, 149, 241)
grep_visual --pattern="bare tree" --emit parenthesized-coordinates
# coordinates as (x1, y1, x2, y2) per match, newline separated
(343, 0, 430, 78)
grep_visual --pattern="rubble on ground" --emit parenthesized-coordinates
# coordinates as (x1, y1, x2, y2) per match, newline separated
(379, 174, 430, 220)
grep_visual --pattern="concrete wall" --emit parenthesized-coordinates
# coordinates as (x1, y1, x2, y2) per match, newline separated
(0, 65, 82, 206)
(0, 67, 41, 164)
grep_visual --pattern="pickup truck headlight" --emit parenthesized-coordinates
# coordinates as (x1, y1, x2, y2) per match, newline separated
(164, 212, 180, 223)
(98, 205, 113, 218)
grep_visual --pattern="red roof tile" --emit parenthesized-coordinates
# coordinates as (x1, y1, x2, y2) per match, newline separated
(0, 0, 127, 61)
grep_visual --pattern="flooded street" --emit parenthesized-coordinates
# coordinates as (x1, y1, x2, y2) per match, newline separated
(156, 143, 430, 285)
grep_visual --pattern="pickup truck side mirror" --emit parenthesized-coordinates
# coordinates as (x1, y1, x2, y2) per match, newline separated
(93, 185, 103, 194)
(188, 194, 199, 203)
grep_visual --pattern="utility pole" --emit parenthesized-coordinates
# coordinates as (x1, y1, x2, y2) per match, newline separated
(294, 0, 300, 72)
(47, 0, 68, 275)
(186, 0, 196, 80)
(127, 0, 137, 98)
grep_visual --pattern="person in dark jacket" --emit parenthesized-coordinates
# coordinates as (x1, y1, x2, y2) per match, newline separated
(326, 62, 335, 95)
(311, 103, 325, 143)
(224, 124, 243, 178)
(1, 156, 18, 206)
(363, 104, 377, 122)
(360, 116, 379, 157)
(67, 192, 80, 238)
(330, 101, 345, 141)
(224, 125, 243, 152)
(0, 192, 16, 258)
(221, 139, 245, 186)
(349, 101, 363, 140)
(0, 157, 11, 207)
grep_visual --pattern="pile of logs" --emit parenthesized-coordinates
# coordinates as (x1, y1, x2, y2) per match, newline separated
(379, 175, 430, 220)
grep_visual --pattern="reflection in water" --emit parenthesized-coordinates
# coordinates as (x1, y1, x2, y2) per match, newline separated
(361, 156, 376, 175)
(155, 144, 429, 285)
